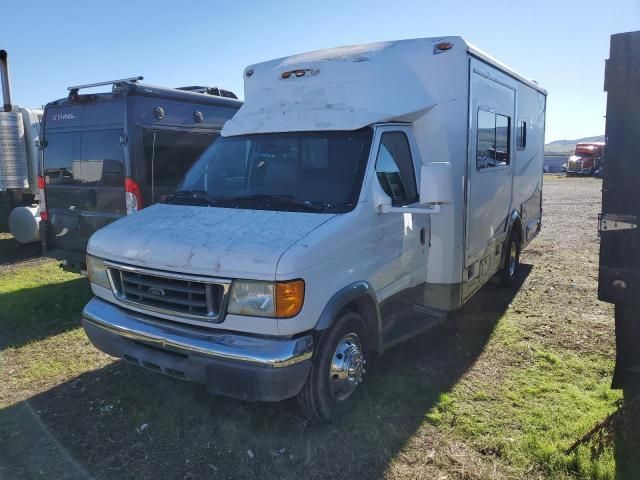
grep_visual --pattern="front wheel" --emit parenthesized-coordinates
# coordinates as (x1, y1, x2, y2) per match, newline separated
(297, 311, 369, 422)
(500, 232, 521, 287)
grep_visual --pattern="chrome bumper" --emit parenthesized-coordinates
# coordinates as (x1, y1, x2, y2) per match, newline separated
(82, 297, 315, 401)
(82, 297, 313, 368)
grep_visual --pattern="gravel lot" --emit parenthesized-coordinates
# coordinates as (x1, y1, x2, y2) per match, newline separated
(519, 175, 612, 357)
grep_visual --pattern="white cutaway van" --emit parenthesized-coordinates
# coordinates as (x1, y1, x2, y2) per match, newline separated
(82, 36, 546, 421)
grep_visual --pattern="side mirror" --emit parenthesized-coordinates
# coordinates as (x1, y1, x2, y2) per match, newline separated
(375, 162, 453, 215)
(419, 162, 453, 206)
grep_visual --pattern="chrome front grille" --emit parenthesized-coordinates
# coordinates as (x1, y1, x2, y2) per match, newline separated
(568, 160, 581, 173)
(105, 262, 230, 322)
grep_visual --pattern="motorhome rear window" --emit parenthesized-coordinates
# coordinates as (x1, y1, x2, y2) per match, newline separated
(43, 129, 124, 186)
(477, 109, 511, 170)
(175, 128, 373, 213)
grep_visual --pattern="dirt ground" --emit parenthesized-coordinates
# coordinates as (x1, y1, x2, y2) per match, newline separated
(0, 232, 45, 274)
(0, 175, 628, 479)
(516, 175, 612, 356)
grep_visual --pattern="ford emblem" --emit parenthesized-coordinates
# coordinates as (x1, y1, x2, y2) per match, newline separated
(148, 287, 166, 297)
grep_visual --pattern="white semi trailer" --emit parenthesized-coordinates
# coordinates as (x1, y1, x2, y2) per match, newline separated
(0, 49, 43, 243)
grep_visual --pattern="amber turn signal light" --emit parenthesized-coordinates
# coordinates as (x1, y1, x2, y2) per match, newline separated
(275, 280, 305, 318)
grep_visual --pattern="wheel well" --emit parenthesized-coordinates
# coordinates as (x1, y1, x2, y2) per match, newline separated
(340, 296, 381, 353)
(501, 216, 523, 270)
(511, 217, 523, 243)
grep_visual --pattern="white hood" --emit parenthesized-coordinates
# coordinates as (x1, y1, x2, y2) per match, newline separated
(87, 204, 335, 280)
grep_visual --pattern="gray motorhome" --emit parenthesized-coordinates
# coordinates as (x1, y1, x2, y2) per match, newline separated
(39, 78, 242, 272)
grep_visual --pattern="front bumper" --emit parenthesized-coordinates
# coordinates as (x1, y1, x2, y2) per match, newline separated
(82, 297, 314, 401)
(566, 162, 594, 176)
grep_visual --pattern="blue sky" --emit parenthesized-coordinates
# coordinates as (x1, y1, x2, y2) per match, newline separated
(4, 0, 639, 142)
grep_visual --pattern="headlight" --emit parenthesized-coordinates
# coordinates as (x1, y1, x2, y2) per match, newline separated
(86, 255, 111, 290)
(228, 280, 275, 317)
(228, 279, 304, 318)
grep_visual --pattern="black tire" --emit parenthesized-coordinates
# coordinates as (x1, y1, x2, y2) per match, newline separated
(500, 232, 521, 287)
(297, 310, 370, 422)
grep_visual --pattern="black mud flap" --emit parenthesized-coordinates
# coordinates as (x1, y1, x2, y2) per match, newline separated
(612, 304, 640, 391)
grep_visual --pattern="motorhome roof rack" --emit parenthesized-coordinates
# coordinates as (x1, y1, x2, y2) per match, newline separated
(176, 85, 238, 99)
(67, 76, 144, 97)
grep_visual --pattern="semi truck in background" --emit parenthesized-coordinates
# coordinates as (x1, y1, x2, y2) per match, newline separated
(565, 141, 605, 176)
(39, 78, 242, 272)
(0, 49, 44, 243)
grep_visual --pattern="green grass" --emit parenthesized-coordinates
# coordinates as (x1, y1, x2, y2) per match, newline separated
(0, 240, 631, 478)
(424, 314, 621, 479)
(0, 261, 91, 350)
(1, 261, 624, 479)
(0, 261, 101, 408)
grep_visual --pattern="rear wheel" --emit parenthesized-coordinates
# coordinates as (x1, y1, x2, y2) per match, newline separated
(297, 311, 369, 422)
(500, 232, 521, 287)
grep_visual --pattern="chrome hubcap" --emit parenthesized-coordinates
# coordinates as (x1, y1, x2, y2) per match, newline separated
(508, 242, 518, 277)
(329, 333, 366, 401)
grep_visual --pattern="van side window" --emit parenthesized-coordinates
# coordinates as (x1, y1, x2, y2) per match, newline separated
(517, 120, 527, 150)
(375, 131, 418, 206)
(477, 109, 511, 169)
(143, 129, 217, 202)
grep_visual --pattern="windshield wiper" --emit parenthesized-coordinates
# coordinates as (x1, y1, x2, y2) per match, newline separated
(226, 194, 327, 212)
(164, 190, 219, 206)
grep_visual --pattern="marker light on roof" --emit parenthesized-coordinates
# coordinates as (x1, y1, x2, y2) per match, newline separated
(436, 42, 453, 51)
(281, 69, 320, 79)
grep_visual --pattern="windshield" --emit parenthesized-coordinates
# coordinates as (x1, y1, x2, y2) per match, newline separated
(171, 128, 373, 213)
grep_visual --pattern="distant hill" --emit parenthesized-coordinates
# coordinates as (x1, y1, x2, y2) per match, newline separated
(545, 135, 605, 154)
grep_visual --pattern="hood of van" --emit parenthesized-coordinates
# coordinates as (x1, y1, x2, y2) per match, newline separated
(87, 204, 335, 280)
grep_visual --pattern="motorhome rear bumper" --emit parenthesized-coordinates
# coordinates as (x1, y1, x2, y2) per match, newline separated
(82, 297, 313, 401)
(40, 222, 87, 273)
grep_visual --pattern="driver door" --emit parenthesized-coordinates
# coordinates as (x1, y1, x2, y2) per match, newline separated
(369, 125, 429, 333)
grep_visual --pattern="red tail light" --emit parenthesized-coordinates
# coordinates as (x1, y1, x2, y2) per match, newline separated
(37, 175, 48, 221)
(125, 177, 143, 215)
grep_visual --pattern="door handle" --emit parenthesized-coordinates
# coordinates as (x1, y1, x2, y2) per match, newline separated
(420, 227, 426, 245)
